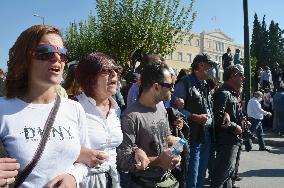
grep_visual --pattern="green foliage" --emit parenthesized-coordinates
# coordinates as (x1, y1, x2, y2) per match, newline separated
(65, 0, 196, 67)
(250, 13, 284, 70)
(250, 56, 257, 91)
(268, 21, 284, 67)
(250, 13, 261, 60)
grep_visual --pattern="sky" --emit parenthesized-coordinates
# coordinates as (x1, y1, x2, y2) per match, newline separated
(0, 0, 283, 71)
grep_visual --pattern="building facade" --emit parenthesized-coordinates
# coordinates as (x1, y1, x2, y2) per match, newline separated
(166, 29, 244, 79)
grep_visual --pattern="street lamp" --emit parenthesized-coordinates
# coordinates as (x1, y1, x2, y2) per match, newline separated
(33, 14, 45, 25)
(243, 0, 251, 106)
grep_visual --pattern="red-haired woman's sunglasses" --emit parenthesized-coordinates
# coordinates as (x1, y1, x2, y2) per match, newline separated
(100, 66, 120, 75)
(32, 44, 68, 63)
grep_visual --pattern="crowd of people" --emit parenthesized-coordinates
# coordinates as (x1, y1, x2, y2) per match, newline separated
(222, 47, 284, 136)
(0, 24, 283, 188)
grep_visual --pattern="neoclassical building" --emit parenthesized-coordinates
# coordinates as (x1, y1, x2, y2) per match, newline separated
(166, 29, 244, 77)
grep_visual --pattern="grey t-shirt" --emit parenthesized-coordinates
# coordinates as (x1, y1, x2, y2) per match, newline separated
(117, 101, 170, 179)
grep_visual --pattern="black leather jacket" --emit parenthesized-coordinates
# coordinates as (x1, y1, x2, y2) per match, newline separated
(213, 84, 243, 146)
(182, 74, 214, 144)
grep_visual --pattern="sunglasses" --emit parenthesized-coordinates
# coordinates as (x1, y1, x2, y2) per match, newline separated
(32, 44, 68, 63)
(158, 82, 174, 89)
(234, 72, 244, 77)
(100, 66, 120, 75)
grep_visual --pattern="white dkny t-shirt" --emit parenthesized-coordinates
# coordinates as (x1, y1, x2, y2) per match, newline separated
(0, 96, 89, 188)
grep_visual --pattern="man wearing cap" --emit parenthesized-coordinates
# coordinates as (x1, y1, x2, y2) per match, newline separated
(171, 53, 214, 188)
(211, 65, 245, 188)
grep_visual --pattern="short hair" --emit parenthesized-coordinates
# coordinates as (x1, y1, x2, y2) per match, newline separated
(76, 52, 116, 96)
(142, 54, 164, 65)
(254, 91, 263, 98)
(141, 62, 169, 91)
(135, 53, 164, 74)
(223, 65, 243, 81)
(191, 53, 213, 71)
(5, 25, 62, 98)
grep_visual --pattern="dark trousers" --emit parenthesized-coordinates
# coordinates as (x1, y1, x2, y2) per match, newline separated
(210, 144, 239, 188)
(273, 81, 281, 92)
(233, 145, 242, 179)
(262, 80, 270, 89)
(207, 143, 216, 179)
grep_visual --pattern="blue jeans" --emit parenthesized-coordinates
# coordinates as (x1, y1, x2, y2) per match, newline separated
(249, 118, 266, 150)
(186, 130, 211, 188)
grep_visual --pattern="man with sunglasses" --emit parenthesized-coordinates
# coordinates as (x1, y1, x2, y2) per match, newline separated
(171, 53, 214, 188)
(117, 62, 181, 188)
(211, 65, 245, 188)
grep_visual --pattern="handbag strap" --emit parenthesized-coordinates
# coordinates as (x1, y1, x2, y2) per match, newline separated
(14, 95, 61, 188)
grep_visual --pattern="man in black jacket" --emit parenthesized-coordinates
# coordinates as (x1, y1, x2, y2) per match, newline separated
(222, 48, 233, 70)
(171, 53, 214, 188)
(272, 63, 283, 92)
(211, 65, 244, 188)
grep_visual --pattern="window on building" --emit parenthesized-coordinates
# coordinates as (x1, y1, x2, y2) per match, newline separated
(178, 52, 183, 61)
(167, 52, 173, 60)
(188, 38, 192, 46)
(196, 39, 200, 47)
(215, 42, 218, 51)
(215, 55, 218, 61)
(187, 53, 192, 63)
(219, 56, 222, 62)
(221, 43, 224, 52)
(218, 43, 222, 51)
(208, 41, 211, 49)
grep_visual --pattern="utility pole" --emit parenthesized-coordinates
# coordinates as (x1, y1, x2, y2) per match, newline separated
(33, 14, 45, 25)
(243, 0, 251, 106)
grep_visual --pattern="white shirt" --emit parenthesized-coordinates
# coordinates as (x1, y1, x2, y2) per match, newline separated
(247, 97, 268, 120)
(0, 97, 89, 188)
(77, 93, 123, 167)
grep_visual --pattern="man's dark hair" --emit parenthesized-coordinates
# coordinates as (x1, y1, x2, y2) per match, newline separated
(141, 62, 169, 91)
(223, 65, 242, 81)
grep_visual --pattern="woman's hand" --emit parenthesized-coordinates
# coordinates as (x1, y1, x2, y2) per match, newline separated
(0, 158, 20, 187)
(47, 174, 76, 188)
(76, 147, 108, 168)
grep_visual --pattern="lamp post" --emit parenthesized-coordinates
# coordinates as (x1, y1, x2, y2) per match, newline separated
(33, 14, 45, 25)
(243, 0, 251, 106)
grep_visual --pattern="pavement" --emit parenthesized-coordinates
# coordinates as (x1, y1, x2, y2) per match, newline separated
(255, 129, 284, 147)
(236, 144, 284, 188)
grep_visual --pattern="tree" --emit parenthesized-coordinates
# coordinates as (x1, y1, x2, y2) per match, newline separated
(268, 21, 284, 67)
(250, 13, 261, 61)
(65, 0, 196, 67)
(250, 13, 262, 88)
(259, 15, 269, 67)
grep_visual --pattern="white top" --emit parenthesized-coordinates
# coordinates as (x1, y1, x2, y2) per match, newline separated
(0, 97, 89, 188)
(76, 93, 123, 169)
(247, 97, 268, 120)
